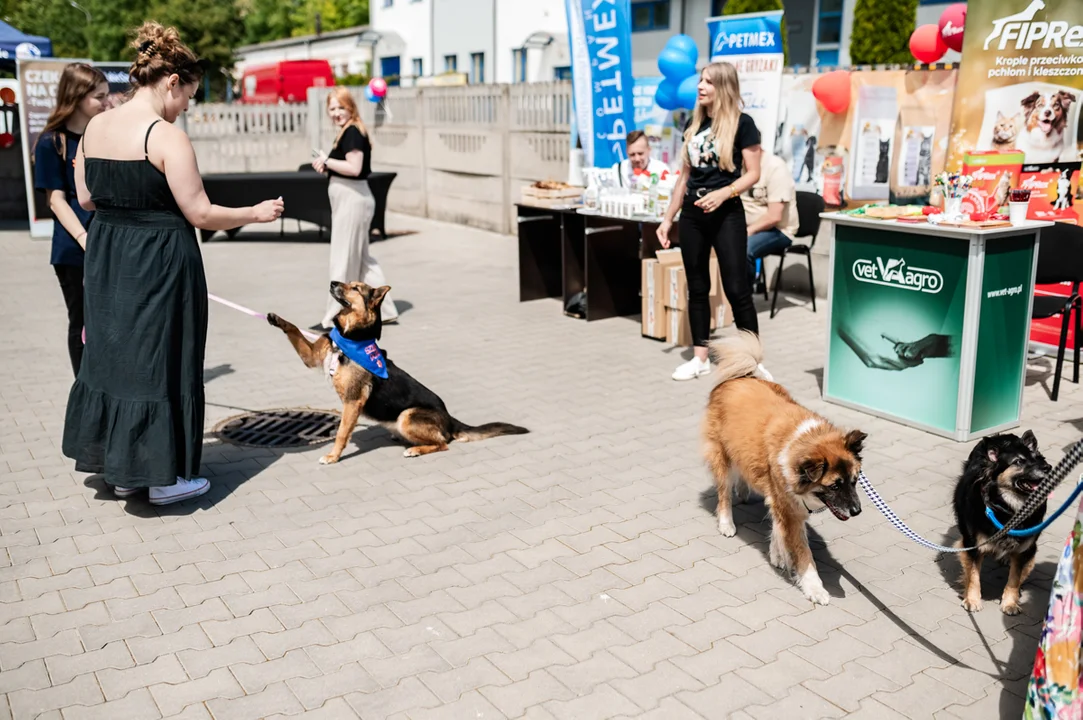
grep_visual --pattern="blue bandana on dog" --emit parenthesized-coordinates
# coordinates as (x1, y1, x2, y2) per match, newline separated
(330, 328, 388, 379)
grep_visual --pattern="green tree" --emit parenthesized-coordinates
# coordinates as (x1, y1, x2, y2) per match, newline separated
(8, 0, 92, 58)
(721, 0, 788, 65)
(85, 0, 147, 61)
(147, 0, 243, 94)
(243, 0, 298, 45)
(849, 0, 918, 65)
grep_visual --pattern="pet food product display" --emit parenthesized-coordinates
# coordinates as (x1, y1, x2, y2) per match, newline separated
(961, 150, 1025, 215)
(821, 156, 845, 207)
(1019, 161, 1081, 224)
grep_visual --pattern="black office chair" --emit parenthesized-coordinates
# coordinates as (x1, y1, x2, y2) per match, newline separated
(761, 191, 825, 319)
(1031, 222, 1083, 401)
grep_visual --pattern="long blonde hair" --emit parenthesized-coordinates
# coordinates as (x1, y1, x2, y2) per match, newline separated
(327, 86, 370, 145)
(683, 62, 743, 172)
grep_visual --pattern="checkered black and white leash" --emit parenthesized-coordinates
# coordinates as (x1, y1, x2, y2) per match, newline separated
(858, 438, 1083, 554)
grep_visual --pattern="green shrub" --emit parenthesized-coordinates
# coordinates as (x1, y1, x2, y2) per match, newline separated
(849, 0, 918, 65)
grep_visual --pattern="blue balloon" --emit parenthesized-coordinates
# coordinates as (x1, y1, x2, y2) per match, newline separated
(365, 86, 378, 103)
(677, 75, 699, 110)
(665, 34, 699, 66)
(657, 46, 697, 82)
(655, 79, 681, 111)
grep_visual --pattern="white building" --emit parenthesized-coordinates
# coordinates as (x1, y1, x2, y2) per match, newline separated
(370, 0, 965, 85)
(372, 0, 569, 85)
(233, 26, 376, 79)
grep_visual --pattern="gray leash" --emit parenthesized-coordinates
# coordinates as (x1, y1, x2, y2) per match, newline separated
(859, 438, 1083, 554)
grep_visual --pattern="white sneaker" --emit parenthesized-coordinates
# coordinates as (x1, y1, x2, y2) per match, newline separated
(111, 485, 140, 498)
(755, 363, 774, 382)
(149, 477, 210, 506)
(672, 356, 711, 381)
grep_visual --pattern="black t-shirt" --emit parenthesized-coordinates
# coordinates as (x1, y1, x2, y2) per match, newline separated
(684, 113, 761, 192)
(328, 125, 372, 179)
(33, 128, 91, 266)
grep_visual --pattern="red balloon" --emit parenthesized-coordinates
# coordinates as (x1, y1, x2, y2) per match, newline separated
(938, 3, 967, 53)
(369, 77, 388, 98)
(812, 70, 852, 115)
(910, 24, 948, 64)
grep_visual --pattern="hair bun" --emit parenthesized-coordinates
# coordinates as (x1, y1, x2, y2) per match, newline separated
(128, 21, 202, 89)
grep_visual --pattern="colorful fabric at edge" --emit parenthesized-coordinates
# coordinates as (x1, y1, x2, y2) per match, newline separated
(1024, 496, 1083, 719)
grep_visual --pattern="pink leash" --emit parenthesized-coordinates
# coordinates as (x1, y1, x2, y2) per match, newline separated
(207, 293, 322, 341)
(81, 293, 321, 345)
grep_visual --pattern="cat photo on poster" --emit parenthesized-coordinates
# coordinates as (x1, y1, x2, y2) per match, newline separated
(775, 74, 825, 193)
(850, 85, 898, 200)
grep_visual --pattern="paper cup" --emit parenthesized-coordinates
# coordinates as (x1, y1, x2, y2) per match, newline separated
(1009, 201, 1030, 225)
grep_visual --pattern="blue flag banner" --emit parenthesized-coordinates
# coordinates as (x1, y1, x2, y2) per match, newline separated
(706, 10, 785, 153)
(565, 0, 637, 169)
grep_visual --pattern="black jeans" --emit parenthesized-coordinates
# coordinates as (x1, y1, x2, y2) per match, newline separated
(54, 264, 84, 376)
(678, 195, 759, 346)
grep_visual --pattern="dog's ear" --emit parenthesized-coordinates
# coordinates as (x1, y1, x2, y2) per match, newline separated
(1021, 429, 1039, 453)
(1058, 90, 1077, 108)
(844, 430, 867, 458)
(1021, 92, 1041, 112)
(986, 446, 999, 463)
(799, 459, 826, 484)
(369, 286, 391, 308)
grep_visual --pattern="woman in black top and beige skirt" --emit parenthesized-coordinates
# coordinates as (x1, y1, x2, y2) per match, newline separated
(312, 87, 399, 330)
(657, 61, 770, 382)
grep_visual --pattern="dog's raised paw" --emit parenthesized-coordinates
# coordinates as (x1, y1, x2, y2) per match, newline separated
(799, 568, 830, 605)
(717, 515, 737, 538)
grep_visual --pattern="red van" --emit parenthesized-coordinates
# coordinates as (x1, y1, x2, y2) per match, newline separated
(241, 60, 335, 104)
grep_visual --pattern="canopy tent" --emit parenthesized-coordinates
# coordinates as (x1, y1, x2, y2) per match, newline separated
(0, 20, 52, 63)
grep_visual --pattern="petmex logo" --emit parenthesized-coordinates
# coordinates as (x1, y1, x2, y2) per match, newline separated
(983, 0, 1083, 51)
(852, 257, 944, 294)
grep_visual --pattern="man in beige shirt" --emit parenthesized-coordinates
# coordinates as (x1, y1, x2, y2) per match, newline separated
(742, 150, 799, 288)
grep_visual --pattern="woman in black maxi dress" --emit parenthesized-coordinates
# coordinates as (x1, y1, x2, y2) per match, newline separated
(62, 22, 283, 505)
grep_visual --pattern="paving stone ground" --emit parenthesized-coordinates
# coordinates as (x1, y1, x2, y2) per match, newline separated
(2, 213, 1082, 719)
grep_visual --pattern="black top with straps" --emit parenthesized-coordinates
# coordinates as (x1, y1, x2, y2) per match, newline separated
(82, 119, 185, 219)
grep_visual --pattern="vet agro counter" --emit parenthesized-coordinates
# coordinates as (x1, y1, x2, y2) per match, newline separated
(820, 213, 1053, 442)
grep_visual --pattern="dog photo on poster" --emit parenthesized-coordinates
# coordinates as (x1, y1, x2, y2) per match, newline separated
(946, 0, 1083, 176)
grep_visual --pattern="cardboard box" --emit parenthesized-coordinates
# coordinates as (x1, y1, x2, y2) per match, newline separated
(641, 258, 666, 339)
(665, 308, 692, 347)
(1020, 162, 1081, 224)
(961, 150, 1025, 214)
(658, 249, 721, 311)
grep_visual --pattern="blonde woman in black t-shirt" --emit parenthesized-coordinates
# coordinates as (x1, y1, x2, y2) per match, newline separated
(657, 62, 767, 382)
(312, 87, 399, 330)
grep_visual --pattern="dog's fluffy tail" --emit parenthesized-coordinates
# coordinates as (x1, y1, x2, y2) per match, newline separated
(451, 419, 530, 442)
(709, 330, 765, 385)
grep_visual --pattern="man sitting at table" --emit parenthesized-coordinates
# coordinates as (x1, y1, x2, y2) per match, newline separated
(743, 149, 799, 289)
(614, 130, 669, 188)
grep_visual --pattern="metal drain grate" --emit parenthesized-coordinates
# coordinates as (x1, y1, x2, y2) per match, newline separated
(213, 408, 341, 448)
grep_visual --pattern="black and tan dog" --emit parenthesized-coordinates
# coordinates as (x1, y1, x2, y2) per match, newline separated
(267, 281, 528, 463)
(953, 430, 1050, 615)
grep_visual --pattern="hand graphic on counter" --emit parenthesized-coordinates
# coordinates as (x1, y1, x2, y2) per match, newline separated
(838, 327, 953, 372)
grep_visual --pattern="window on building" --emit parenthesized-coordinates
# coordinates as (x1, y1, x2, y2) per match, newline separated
(512, 48, 527, 83)
(631, 0, 670, 32)
(382, 0, 393, 7)
(470, 52, 485, 84)
(444, 54, 457, 73)
(710, 0, 725, 15)
(554, 66, 572, 81)
(813, 0, 843, 67)
(412, 57, 423, 77)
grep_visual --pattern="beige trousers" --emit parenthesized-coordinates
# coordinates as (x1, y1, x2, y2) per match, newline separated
(323, 176, 399, 326)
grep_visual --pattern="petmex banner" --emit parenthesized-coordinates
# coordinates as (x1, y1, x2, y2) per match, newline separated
(706, 10, 785, 153)
(565, 0, 637, 169)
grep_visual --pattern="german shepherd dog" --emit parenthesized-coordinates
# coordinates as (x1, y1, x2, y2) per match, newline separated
(703, 332, 866, 605)
(267, 281, 529, 463)
(953, 431, 1050, 615)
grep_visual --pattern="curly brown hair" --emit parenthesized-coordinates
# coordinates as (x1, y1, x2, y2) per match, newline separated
(128, 21, 203, 89)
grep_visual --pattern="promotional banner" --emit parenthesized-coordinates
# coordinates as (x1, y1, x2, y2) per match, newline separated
(565, 0, 636, 169)
(826, 225, 968, 433)
(945, 0, 1083, 172)
(706, 10, 785, 153)
(18, 58, 131, 238)
(631, 76, 688, 170)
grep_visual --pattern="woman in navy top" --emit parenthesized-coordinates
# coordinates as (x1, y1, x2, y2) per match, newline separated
(33, 63, 109, 376)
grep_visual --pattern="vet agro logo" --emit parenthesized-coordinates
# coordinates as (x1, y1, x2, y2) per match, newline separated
(851, 257, 944, 294)
(983, 0, 1083, 51)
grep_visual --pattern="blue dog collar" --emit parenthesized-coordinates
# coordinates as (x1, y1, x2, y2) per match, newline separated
(330, 328, 389, 379)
